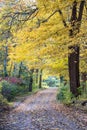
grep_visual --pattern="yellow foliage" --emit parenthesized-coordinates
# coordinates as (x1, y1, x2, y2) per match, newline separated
(0, 0, 87, 75)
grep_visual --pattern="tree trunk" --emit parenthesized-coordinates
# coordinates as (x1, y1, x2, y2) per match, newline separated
(39, 69, 42, 89)
(68, 45, 80, 96)
(36, 69, 39, 84)
(81, 72, 87, 92)
(9, 62, 13, 77)
(68, 0, 85, 97)
(29, 69, 34, 92)
(18, 62, 22, 78)
(13, 63, 16, 77)
(3, 45, 8, 77)
(60, 75, 64, 83)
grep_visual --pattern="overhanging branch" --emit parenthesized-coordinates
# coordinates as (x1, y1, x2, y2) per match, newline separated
(36, 9, 68, 28)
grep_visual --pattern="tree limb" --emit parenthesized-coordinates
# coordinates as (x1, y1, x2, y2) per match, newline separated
(35, 9, 68, 28)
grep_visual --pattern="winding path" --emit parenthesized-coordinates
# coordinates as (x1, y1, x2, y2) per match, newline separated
(0, 88, 87, 130)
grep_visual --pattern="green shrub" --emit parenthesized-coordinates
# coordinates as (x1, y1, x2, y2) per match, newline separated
(0, 80, 29, 101)
(57, 84, 73, 104)
(0, 80, 18, 101)
(0, 93, 8, 106)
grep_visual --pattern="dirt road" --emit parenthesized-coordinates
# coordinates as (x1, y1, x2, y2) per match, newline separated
(0, 88, 87, 130)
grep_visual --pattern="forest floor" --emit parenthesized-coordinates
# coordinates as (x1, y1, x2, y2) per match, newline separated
(0, 88, 87, 130)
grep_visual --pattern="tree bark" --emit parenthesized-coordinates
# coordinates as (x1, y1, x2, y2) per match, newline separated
(3, 45, 8, 77)
(39, 69, 42, 89)
(13, 63, 16, 77)
(29, 69, 34, 92)
(68, 45, 80, 96)
(69, 0, 85, 36)
(36, 69, 39, 84)
(81, 72, 87, 92)
(68, 0, 85, 97)
(18, 62, 22, 78)
(9, 62, 13, 77)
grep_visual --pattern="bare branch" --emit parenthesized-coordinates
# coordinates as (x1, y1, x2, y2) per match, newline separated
(35, 9, 68, 28)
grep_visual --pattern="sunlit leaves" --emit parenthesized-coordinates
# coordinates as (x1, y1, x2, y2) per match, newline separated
(0, 0, 87, 76)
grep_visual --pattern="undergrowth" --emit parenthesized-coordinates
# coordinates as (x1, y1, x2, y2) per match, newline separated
(57, 82, 87, 105)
